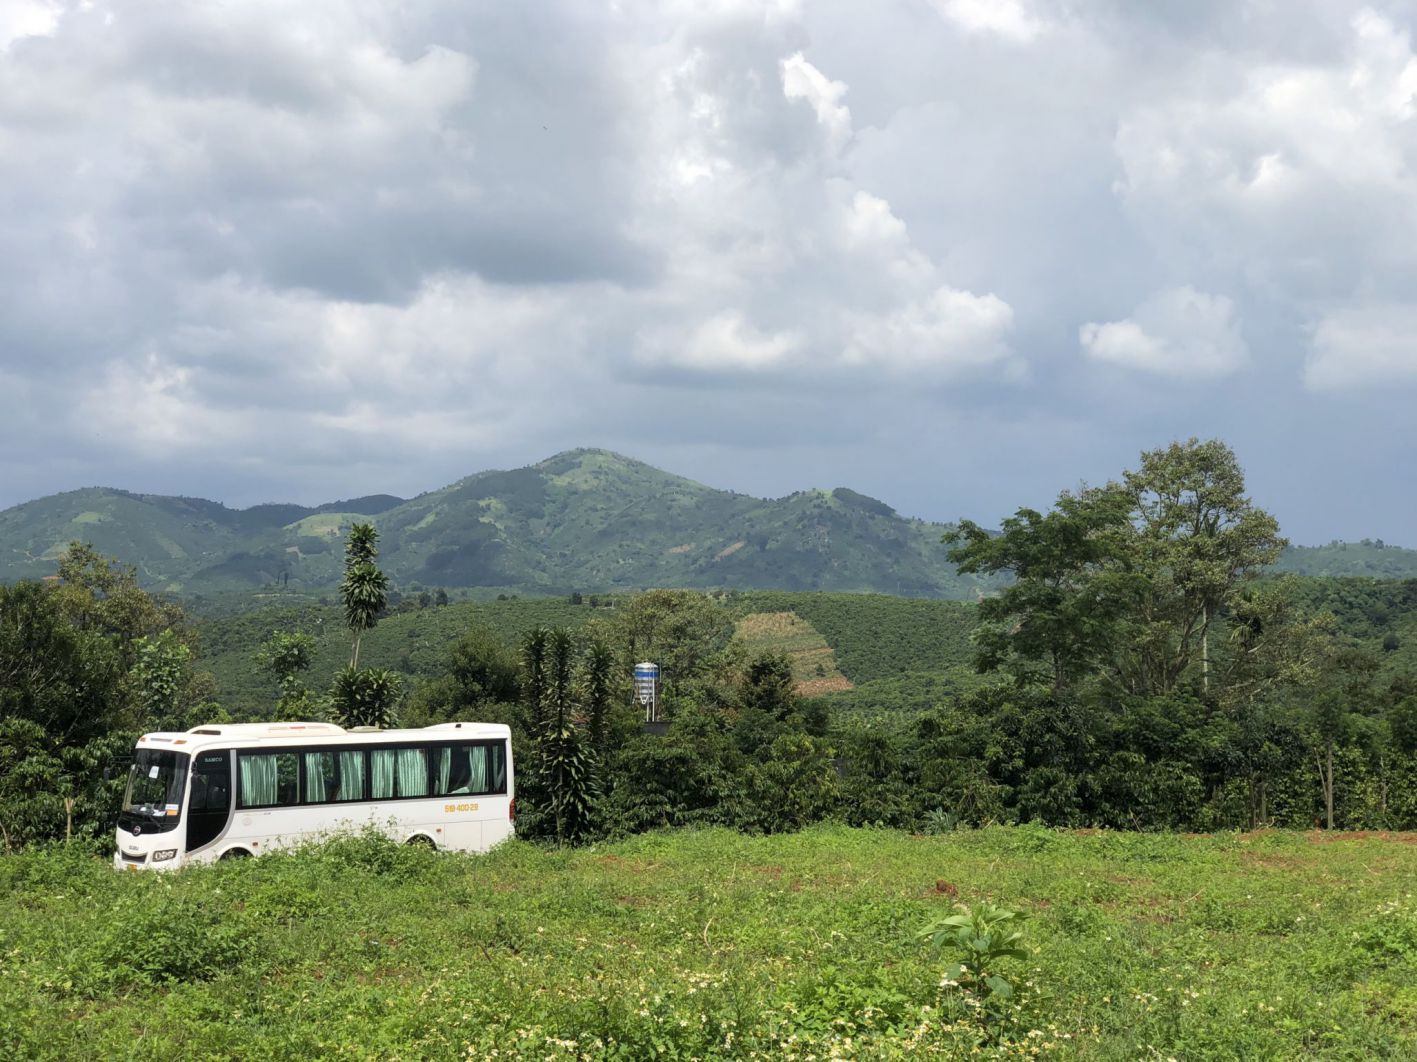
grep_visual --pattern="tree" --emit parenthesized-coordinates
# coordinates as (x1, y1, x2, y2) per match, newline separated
(946, 491, 1129, 693)
(340, 523, 389, 668)
(1, 578, 126, 747)
(520, 627, 550, 738)
(51, 543, 188, 671)
(1101, 439, 1285, 697)
(256, 630, 319, 718)
(447, 627, 521, 711)
(132, 629, 217, 730)
(600, 589, 734, 695)
(540, 722, 596, 846)
(580, 640, 616, 754)
(1228, 698, 1304, 828)
(1391, 693, 1417, 756)
(548, 628, 575, 731)
(329, 666, 402, 729)
(0, 546, 205, 847)
(947, 440, 1286, 702)
(739, 652, 798, 721)
(1306, 644, 1378, 829)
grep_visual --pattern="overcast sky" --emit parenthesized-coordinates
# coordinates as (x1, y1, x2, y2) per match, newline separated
(2, 1, 1415, 544)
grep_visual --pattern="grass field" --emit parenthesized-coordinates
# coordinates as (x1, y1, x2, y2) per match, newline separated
(4, 825, 1417, 1059)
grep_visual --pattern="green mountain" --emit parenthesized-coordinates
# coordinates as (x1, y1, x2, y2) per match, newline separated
(0, 450, 996, 599)
(1272, 540, 1417, 579)
(5, 449, 1414, 597)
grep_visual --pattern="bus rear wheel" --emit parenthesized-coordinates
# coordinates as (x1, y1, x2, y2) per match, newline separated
(405, 835, 437, 850)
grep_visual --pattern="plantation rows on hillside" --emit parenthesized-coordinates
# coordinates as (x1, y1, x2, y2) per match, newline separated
(195, 590, 985, 718)
(199, 597, 602, 717)
(194, 579, 1417, 723)
(733, 591, 979, 685)
(3, 826, 1416, 1059)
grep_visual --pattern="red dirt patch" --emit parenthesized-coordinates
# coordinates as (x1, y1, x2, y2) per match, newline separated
(796, 675, 854, 697)
(1308, 830, 1417, 845)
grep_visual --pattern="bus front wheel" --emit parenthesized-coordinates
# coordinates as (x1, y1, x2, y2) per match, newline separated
(220, 848, 251, 861)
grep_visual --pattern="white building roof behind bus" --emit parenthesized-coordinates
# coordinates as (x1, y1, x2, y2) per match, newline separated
(135, 721, 510, 752)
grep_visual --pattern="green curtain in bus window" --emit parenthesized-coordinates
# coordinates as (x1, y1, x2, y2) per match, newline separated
(239, 754, 279, 807)
(396, 748, 428, 797)
(336, 751, 365, 801)
(304, 752, 330, 803)
(370, 750, 395, 800)
(491, 744, 506, 792)
(469, 745, 488, 794)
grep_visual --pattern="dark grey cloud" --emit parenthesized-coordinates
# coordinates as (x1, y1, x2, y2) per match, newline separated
(2, 0, 1417, 545)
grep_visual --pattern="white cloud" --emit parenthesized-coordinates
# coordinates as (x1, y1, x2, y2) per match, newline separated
(1306, 304, 1417, 390)
(77, 353, 246, 459)
(6, 0, 1417, 540)
(627, 34, 1017, 383)
(1080, 286, 1248, 378)
(665, 311, 804, 372)
(931, 0, 1045, 43)
(846, 286, 1016, 376)
(0, 0, 59, 51)
(780, 52, 852, 151)
(1112, 9, 1417, 299)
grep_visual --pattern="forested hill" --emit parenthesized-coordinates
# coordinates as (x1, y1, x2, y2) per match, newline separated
(3, 448, 1414, 597)
(1272, 540, 1417, 578)
(0, 450, 997, 599)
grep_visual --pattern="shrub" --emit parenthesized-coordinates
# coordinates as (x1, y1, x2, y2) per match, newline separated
(918, 902, 1030, 1035)
(83, 889, 257, 991)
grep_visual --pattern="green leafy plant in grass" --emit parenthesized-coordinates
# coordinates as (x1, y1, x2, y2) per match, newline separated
(917, 901, 1030, 1035)
(922, 807, 959, 835)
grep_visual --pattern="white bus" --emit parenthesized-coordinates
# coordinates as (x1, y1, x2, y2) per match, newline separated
(114, 721, 514, 870)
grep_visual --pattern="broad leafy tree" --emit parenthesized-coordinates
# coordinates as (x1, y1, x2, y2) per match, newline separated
(1101, 438, 1286, 697)
(329, 666, 402, 729)
(256, 630, 320, 718)
(946, 492, 1128, 693)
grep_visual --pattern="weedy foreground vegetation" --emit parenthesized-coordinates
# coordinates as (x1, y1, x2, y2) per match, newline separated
(4, 825, 1417, 1060)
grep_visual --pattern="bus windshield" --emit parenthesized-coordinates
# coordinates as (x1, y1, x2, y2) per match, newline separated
(119, 749, 189, 831)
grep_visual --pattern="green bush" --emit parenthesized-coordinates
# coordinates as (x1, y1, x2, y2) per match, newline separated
(83, 889, 257, 991)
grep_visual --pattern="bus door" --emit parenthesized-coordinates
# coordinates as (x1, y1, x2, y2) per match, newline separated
(186, 749, 233, 853)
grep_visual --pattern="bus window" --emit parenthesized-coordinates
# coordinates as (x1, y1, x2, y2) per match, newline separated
(118, 749, 188, 836)
(434, 743, 507, 796)
(238, 751, 298, 808)
(396, 747, 430, 797)
(370, 747, 431, 799)
(186, 749, 231, 852)
(303, 750, 337, 803)
(335, 750, 366, 801)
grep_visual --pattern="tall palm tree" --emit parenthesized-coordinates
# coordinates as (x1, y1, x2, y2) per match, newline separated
(340, 523, 388, 668)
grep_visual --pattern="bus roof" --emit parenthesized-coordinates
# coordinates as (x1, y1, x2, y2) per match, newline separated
(135, 721, 511, 753)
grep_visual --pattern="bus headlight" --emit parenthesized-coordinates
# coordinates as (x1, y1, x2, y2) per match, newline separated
(152, 849, 177, 862)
